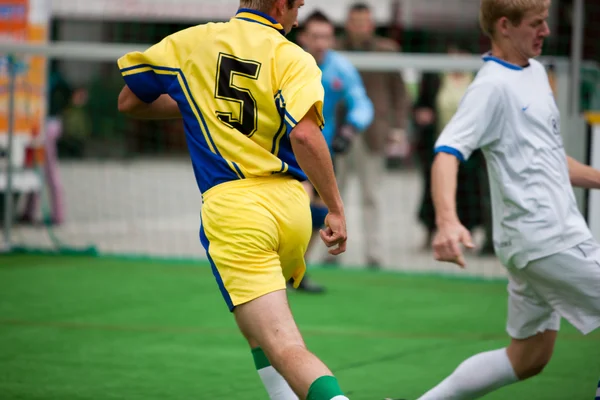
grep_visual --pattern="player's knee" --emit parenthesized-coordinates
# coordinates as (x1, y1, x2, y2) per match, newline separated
(310, 204, 328, 230)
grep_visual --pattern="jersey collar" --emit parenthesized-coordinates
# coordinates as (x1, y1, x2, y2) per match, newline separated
(234, 8, 286, 36)
(482, 53, 524, 71)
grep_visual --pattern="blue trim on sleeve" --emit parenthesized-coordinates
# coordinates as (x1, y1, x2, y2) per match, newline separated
(121, 70, 164, 104)
(482, 54, 523, 71)
(200, 223, 234, 312)
(434, 146, 466, 162)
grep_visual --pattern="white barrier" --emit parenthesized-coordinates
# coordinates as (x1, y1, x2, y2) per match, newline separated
(585, 112, 600, 241)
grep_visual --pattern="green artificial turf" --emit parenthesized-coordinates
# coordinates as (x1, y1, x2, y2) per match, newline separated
(1, 255, 598, 399)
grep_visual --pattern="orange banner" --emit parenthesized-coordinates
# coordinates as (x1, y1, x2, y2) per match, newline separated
(0, 0, 48, 143)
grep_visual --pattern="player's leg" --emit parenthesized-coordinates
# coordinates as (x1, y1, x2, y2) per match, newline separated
(322, 146, 352, 266)
(235, 290, 348, 399)
(517, 239, 600, 335)
(200, 184, 301, 399)
(416, 332, 556, 400)
(354, 137, 384, 268)
(201, 178, 348, 400)
(275, 179, 348, 399)
(502, 240, 600, 379)
(238, 326, 298, 399)
(416, 267, 560, 399)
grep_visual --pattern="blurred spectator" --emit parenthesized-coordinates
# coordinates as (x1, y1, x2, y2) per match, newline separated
(335, 2, 410, 268)
(58, 87, 92, 158)
(48, 62, 72, 118)
(294, 10, 373, 290)
(17, 63, 68, 225)
(19, 118, 65, 225)
(413, 42, 493, 253)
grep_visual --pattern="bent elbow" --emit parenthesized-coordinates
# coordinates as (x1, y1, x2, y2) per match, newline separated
(290, 127, 311, 147)
(117, 92, 130, 114)
(117, 86, 138, 115)
(117, 99, 129, 114)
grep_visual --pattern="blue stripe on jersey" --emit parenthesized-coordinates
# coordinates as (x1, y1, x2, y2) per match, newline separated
(121, 65, 245, 192)
(434, 145, 466, 163)
(200, 222, 234, 311)
(272, 91, 286, 154)
(482, 55, 523, 71)
(271, 121, 285, 154)
(277, 132, 306, 180)
(275, 92, 307, 180)
(267, 91, 306, 180)
(235, 8, 286, 35)
(285, 110, 298, 127)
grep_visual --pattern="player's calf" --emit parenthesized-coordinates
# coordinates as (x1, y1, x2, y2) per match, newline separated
(506, 330, 556, 380)
(234, 290, 349, 400)
(251, 346, 298, 400)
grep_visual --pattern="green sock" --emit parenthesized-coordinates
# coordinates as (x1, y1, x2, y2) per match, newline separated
(251, 347, 298, 399)
(307, 375, 347, 400)
(252, 347, 271, 370)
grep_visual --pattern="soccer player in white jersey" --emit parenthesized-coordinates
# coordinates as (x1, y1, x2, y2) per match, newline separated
(410, 0, 600, 399)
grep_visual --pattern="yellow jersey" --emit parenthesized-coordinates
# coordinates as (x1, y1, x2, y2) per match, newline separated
(118, 8, 325, 194)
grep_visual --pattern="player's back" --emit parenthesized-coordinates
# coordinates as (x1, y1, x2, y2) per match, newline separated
(118, 9, 324, 194)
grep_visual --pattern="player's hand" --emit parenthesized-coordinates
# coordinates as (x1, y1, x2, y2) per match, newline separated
(432, 221, 475, 268)
(331, 124, 357, 155)
(320, 212, 347, 255)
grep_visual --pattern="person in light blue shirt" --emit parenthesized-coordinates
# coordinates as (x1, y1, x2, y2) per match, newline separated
(300, 11, 374, 154)
(288, 10, 373, 293)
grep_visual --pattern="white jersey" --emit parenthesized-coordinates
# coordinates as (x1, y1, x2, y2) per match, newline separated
(435, 55, 592, 268)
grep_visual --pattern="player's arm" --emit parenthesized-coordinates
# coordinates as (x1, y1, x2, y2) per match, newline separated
(432, 153, 461, 226)
(291, 107, 344, 214)
(431, 151, 474, 267)
(566, 156, 600, 189)
(291, 107, 346, 255)
(279, 46, 346, 254)
(118, 88, 181, 119)
(116, 26, 201, 120)
(431, 80, 501, 267)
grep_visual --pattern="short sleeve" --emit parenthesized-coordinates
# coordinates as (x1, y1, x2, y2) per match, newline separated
(117, 26, 203, 103)
(434, 79, 503, 161)
(277, 45, 325, 134)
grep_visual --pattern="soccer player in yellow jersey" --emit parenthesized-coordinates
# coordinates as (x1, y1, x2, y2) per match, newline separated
(117, 1, 350, 399)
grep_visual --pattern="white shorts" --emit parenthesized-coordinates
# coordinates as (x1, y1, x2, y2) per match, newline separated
(506, 239, 600, 340)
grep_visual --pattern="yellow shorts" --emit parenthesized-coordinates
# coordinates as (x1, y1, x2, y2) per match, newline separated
(200, 175, 312, 311)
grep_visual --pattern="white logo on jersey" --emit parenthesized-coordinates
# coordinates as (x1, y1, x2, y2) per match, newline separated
(549, 116, 559, 135)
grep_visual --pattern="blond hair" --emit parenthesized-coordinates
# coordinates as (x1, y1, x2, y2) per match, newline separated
(479, 0, 549, 38)
(239, 0, 295, 13)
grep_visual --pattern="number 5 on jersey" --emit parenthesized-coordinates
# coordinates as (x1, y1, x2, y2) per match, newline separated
(215, 53, 261, 137)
